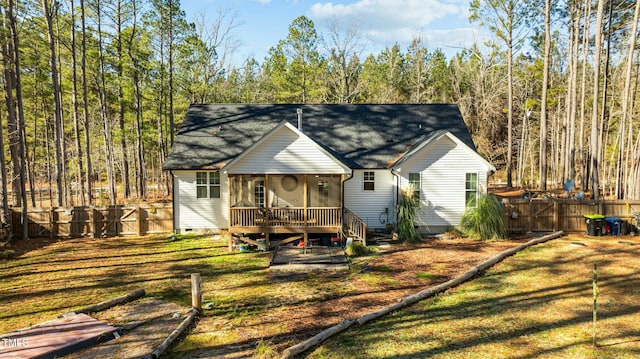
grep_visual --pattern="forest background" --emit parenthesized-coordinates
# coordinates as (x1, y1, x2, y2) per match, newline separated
(1, 0, 639, 239)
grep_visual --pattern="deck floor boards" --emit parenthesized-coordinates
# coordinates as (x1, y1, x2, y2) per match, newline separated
(0, 313, 118, 359)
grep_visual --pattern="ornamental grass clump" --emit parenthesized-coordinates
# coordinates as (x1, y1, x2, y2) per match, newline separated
(397, 184, 421, 242)
(459, 193, 507, 240)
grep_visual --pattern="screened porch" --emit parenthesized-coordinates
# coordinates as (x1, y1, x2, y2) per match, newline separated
(228, 174, 343, 234)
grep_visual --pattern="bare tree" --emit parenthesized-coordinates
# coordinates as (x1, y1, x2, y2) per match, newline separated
(323, 19, 364, 103)
(470, 0, 531, 189)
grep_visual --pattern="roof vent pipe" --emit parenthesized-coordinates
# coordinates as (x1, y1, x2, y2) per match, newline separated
(297, 108, 303, 131)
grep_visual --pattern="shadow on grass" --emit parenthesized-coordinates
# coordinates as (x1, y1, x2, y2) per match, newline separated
(313, 244, 640, 359)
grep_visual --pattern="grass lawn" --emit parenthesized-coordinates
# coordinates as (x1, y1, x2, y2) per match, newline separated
(310, 236, 640, 358)
(2, 234, 639, 358)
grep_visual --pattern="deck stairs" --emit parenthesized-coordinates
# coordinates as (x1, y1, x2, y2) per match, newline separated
(342, 208, 367, 245)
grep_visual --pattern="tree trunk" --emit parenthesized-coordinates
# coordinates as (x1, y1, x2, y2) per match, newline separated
(619, 0, 639, 199)
(116, 0, 131, 199)
(127, 0, 146, 199)
(0, 4, 12, 235)
(80, 0, 93, 205)
(579, 0, 592, 192)
(68, 0, 87, 206)
(590, 0, 606, 200)
(42, 0, 65, 207)
(539, 0, 551, 191)
(96, 0, 117, 204)
(506, 29, 514, 189)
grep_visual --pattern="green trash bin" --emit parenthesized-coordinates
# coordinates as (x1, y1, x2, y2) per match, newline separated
(584, 214, 605, 236)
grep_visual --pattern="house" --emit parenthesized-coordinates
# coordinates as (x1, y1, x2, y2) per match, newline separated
(165, 104, 495, 246)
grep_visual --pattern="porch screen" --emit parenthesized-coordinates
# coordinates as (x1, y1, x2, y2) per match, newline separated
(308, 175, 341, 207)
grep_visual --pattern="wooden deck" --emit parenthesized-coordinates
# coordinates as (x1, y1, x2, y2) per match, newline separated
(0, 313, 118, 359)
(269, 246, 349, 271)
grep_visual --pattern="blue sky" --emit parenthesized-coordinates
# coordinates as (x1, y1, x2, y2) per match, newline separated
(181, 0, 482, 68)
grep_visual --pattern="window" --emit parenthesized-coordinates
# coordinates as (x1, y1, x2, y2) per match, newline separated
(254, 180, 265, 207)
(409, 173, 421, 200)
(363, 171, 375, 191)
(196, 172, 221, 199)
(465, 173, 479, 207)
(317, 179, 329, 206)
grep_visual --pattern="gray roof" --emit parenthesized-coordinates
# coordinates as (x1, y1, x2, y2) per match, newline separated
(164, 104, 477, 170)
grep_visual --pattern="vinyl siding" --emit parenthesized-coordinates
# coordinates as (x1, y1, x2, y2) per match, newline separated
(344, 169, 396, 229)
(173, 170, 229, 232)
(227, 126, 349, 174)
(397, 136, 491, 229)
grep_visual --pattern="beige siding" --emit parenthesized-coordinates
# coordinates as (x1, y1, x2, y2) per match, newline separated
(397, 136, 492, 230)
(173, 170, 229, 233)
(227, 127, 349, 174)
(344, 169, 396, 229)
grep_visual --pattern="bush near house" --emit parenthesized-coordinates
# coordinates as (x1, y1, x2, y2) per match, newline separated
(459, 193, 507, 240)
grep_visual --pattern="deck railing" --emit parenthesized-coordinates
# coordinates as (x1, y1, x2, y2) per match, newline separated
(230, 207, 341, 228)
(343, 208, 367, 244)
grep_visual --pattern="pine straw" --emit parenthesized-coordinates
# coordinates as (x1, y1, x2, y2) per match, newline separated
(310, 235, 640, 358)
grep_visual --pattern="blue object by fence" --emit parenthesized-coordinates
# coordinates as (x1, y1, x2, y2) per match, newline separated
(605, 218, 622, 236)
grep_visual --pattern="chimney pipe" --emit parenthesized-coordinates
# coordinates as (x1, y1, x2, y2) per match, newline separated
(297, 108, 303, 131)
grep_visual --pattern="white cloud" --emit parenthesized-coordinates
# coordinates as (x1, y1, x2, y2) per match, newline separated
(310, 0, 464, 30)
(253, 0, 272, 4)
(308, 0, 478, 57)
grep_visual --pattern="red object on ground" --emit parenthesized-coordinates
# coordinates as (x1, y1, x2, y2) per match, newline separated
(0, 313, 118, 359)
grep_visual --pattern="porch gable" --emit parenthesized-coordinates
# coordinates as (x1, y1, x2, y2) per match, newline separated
(222, 121, 351, 175)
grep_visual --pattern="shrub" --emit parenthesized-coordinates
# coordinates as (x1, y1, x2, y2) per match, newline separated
(396, 184, 421, 242)
(0, 249, 16, 260)
(345, 242, 369, 257)
(459, 193, 507, 240)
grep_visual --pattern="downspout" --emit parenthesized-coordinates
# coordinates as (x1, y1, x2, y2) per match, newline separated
(391, 168, 400, 226)
(341, 169, 354, 234)
(170, 170, 177, 234)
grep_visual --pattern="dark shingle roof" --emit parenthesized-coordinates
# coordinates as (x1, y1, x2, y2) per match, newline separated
(164, 104, 476, 170)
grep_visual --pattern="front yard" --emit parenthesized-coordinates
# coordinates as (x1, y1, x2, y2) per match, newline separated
(1, 234, 639, 358)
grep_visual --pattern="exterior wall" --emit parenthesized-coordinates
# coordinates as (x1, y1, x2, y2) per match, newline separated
(228, 127, 349, 175)
(344, 169, 396, 229)
(396, 136, 491, 233)
(173, 170, 229, 233)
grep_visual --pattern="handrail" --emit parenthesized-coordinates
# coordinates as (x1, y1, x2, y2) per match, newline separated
(343, 208, 367, 245)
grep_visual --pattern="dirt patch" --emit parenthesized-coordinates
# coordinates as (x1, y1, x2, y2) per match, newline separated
(178, 237, 531, 358)
(66, 298, 189, 359)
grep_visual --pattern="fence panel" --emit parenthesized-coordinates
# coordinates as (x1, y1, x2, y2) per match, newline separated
(503, 199, 640, 233)
(10, 204, 173, 238)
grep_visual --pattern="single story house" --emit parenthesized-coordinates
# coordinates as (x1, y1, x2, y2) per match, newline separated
(165, 104, 495, 245)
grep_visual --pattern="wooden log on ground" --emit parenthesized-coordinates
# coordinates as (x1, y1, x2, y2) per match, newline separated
(281, 319, 356, 359)
(59, 289, 145, 318)
(358, 231, 563, 326)
(280, 231, 565, 357)
(150, 308, 199, 359)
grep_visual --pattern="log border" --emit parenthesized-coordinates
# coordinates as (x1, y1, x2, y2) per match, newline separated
(281, 231, 565, 358)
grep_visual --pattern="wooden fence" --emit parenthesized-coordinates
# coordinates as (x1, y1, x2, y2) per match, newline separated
(10, 204, 173, 238)
(502, 199, 640, 233)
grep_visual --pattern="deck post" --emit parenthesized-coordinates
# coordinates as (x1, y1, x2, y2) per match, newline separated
(303, 175, 308, 239)
(191, 273, 202, 311)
